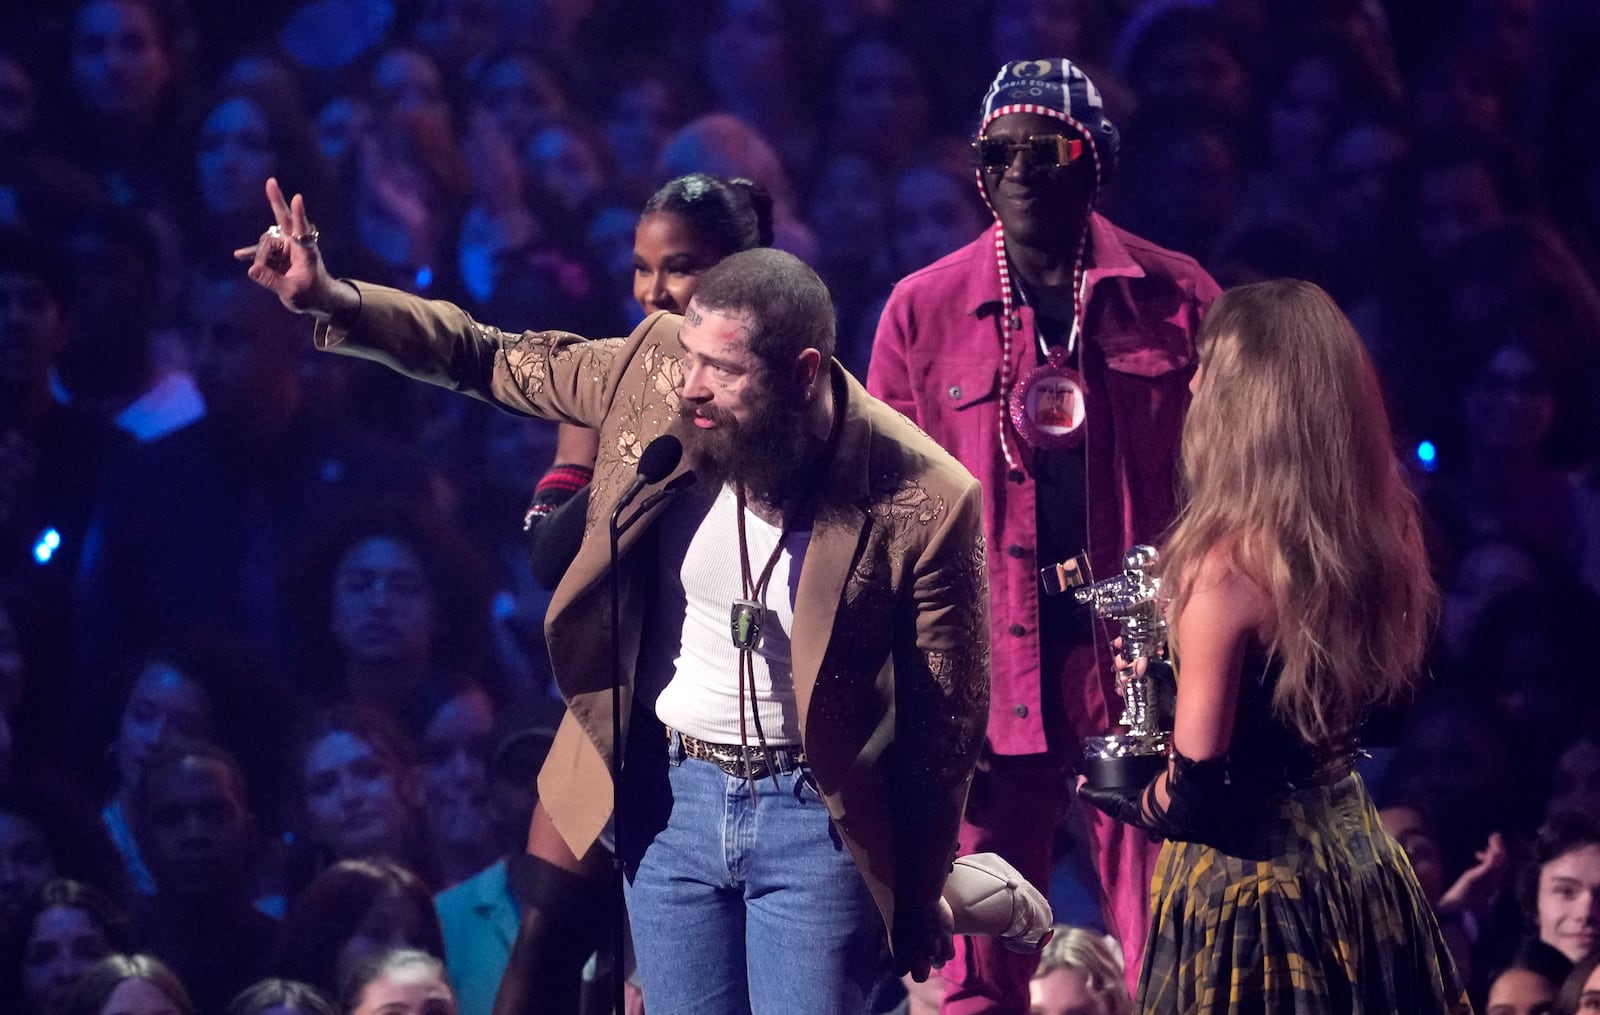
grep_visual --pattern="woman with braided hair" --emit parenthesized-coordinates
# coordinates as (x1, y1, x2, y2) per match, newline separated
(521, 172, 774, 588)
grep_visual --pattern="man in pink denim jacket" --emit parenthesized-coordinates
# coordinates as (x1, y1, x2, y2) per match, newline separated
(868, 58, 1219, 1012)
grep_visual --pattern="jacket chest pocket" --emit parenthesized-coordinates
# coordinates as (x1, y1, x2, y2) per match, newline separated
(918, 358, 1000, 462)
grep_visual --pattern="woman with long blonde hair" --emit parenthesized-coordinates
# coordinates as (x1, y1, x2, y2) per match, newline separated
(1081, 279, 1470, 1012)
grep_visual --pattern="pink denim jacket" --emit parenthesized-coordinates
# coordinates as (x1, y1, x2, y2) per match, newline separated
(869, 214, 1219, 755)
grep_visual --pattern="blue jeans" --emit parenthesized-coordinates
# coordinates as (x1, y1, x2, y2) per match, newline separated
(619, 725, 893, 1015)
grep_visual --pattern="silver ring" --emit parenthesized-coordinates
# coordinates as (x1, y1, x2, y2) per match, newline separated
(266, 225, 284, 239)
(291, 226, 319, 246)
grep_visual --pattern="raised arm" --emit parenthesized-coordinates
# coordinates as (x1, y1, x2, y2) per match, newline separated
(234, 179, 652, 434)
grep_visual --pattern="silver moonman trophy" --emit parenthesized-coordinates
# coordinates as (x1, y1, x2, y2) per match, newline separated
(1042, 545, 1172, 793)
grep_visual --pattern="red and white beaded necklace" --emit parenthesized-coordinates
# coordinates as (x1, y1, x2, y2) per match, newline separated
(976, 101, 1102, 479)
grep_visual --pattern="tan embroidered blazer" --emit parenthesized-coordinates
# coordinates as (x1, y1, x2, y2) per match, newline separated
(317, 282, 991, 940)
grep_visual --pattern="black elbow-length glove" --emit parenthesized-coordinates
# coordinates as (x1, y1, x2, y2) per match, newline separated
(1078, 750, 1229, 842)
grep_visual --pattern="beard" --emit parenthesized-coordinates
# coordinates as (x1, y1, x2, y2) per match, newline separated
(681, 382, 816, 503)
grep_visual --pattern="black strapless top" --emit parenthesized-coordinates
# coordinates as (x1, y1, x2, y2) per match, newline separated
(1210, 650, 1358, 795)
(1167, 650, 1360, 856)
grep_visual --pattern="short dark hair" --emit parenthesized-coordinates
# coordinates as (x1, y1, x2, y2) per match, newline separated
(1521, 809, 1600, 928)
(691, 247, 836, 369)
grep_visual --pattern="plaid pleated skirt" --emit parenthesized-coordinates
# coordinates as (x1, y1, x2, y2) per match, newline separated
(1136, 772, 1472, 1014)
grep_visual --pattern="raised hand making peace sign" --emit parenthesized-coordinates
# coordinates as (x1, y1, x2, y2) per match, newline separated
(232, 177, 360, 322)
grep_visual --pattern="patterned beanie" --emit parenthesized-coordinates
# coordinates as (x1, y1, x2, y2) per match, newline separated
(979, 58, 1118, 186)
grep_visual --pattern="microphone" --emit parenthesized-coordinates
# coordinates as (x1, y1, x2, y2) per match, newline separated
(618, 471, 699, 537)
(612, 434, 683, 524)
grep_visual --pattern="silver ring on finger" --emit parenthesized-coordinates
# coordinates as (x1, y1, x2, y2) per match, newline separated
(291, 225, 319, 246)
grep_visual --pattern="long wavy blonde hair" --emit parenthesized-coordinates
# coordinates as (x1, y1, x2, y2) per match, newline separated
(1161, 279, 1437, 745)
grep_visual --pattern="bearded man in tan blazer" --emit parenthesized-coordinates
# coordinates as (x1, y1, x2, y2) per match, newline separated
(240, 180, 990, 1013)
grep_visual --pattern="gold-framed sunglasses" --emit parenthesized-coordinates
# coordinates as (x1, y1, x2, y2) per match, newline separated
(971, 134, 1085, 174)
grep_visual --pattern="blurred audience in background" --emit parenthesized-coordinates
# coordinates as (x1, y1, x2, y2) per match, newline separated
(0, 1, 1596, 1011)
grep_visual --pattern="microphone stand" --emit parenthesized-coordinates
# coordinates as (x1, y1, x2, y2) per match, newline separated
(604, 467, 694, 1015)
(606, 497, 628, 1015)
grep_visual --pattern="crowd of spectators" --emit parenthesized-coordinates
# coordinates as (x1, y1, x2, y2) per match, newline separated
(2, 0, 1600, 1012)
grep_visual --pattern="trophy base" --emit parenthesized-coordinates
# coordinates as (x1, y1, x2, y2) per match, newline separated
(1082, 734, 1170, 794)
